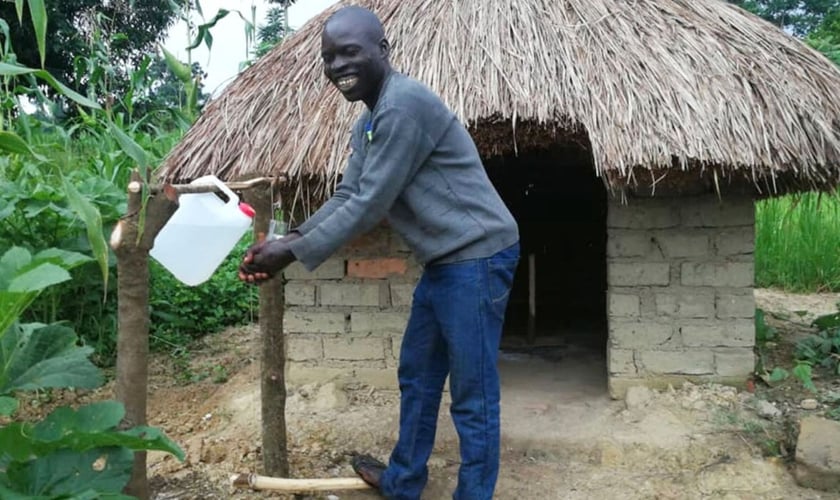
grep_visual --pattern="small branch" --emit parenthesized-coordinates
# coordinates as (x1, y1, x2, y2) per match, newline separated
(127, 176, 286, 195)
(229, 473, 371, 492)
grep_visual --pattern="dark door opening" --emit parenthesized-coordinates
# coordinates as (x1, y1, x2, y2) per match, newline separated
(484, 144, 608, 353)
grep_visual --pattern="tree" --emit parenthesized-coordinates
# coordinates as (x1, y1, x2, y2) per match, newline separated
(807, 9, 840, 64)
(0, 0, 178, 89)
(729, 0, 840, 37)
(254, 0, 298, 58)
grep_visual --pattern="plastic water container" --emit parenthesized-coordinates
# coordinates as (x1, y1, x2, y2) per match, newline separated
(150, 175, 255, 286)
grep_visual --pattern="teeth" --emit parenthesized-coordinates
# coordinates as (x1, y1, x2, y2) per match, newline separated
(336, 76, 358, 91)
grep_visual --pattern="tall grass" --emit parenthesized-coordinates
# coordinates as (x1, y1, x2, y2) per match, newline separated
(756, 192, 840, 292)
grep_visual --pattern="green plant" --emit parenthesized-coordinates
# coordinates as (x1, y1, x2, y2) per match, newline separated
(149, 235, 258, 352)
(0, 246, 184, 498)
(755, 308, 778, 343)
(756, 193, 840, 293)
(795, 311, 840, 373)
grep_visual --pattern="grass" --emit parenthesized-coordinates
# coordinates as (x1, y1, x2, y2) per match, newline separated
(756, 192, 840, 293)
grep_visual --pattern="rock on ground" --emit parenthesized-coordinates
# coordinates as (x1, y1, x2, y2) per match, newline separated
(795, 417, 840, 492)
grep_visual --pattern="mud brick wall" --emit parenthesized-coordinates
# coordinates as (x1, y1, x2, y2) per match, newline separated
(282, 224, 418, 389)
(606, 196, 756, 398)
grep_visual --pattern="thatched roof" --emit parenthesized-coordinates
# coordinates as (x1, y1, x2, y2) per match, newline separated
(159, 0, 840, 203)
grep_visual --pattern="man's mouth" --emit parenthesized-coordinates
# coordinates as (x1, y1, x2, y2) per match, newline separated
(335, 75, 359, 92)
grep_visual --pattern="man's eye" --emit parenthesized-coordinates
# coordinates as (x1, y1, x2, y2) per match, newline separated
(345, 47, 360, 56)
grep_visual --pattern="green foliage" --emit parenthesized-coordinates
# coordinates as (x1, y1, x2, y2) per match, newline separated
(0, 322, 103, 394)
(253, 5, 296, 59)
(0, 402, 183, 497)
(0, 246, 183, 499)
(149, 236, 258, 351)
(729, 0, 840, 37)
(0, 0, 179, 92)
(755, 193, 840, 292)
(794, 310, 840, 383)
(755, 308, 779, 343)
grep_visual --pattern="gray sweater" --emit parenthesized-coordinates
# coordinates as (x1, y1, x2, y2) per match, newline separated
(288, 72, 519, 270)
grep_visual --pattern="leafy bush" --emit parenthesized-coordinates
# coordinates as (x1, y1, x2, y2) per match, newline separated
(149, 235, 259, 350)
(795, 310, 840, 377)
(0, 246, 183, 498)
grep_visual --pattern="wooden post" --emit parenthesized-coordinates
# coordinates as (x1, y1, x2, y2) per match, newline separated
(527, 253, 536, 344)
(112, 171, 179, 499)
(243, 187, 289, 477)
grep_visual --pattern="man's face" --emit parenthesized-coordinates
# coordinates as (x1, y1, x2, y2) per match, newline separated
(320, 19, 387, 103)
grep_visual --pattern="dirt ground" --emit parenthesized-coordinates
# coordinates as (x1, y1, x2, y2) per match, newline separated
(15, 288, 836, 499)
(132, 288, 840, 500)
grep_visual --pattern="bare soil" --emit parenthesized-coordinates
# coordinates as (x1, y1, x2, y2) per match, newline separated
(12, 288, 840, 500)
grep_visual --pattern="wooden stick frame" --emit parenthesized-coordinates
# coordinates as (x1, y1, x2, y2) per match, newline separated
(230, 473, 371, 492)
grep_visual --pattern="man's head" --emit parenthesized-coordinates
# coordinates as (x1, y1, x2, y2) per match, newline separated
(321, 6, 391, 108)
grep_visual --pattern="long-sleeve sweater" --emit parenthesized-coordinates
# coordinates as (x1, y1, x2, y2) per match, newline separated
(287, 72, 519, 270)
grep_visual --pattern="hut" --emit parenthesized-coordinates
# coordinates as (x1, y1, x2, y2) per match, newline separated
(159, 0, 840, 398)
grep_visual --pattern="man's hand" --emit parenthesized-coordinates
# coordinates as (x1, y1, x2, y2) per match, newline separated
(238, 231, 301, 284)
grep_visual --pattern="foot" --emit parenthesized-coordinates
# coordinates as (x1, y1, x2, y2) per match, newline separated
(351, 453, 386, 489)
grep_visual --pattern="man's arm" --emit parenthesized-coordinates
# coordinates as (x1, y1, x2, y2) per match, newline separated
(287, 106, 435, 269)
(294, 154, 359, 234)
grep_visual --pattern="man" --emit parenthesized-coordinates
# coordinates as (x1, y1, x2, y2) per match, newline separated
(239, 6, 519, 499)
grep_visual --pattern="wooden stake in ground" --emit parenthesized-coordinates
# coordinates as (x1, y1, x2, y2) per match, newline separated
(111, 171, 179, 499)
(243, 186, 289, 477)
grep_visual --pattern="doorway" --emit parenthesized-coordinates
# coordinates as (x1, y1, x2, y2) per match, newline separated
(484, 143, 608, 353)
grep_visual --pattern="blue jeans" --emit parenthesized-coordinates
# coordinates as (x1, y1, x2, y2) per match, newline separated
(379, 243, 520, 500)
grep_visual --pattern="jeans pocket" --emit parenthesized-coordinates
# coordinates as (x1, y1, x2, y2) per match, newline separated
(488, 260, 516, 303)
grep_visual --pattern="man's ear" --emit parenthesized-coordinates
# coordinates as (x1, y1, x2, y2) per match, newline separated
(380, 38, 391, 59)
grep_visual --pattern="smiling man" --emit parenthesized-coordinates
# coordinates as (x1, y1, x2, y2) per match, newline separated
(238, 6, 519, 500)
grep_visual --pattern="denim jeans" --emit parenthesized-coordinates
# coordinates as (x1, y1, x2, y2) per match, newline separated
(379, 242, 520, 500)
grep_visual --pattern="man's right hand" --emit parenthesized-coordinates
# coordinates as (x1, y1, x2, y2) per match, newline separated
(238, 231, 301, 284)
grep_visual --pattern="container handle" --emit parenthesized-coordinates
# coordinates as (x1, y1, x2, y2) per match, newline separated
(190, 175, 239, 205)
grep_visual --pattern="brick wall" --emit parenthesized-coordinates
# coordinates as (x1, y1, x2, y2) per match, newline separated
(606, 195, 756, 397)
(282, 224, 417, 388)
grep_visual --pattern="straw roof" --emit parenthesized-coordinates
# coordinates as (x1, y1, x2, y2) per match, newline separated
(159, 0, 840, 204)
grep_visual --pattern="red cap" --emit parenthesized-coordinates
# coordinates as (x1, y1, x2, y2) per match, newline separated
(239, 202, 256, 218)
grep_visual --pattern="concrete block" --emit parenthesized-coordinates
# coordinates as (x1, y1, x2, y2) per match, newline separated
(653, 232, 710, 258)
(716, 293, 756, 319)
(390, 284, 415, 307)
(285, 283, 316, 306)
(680, 197, 754, 228)
(347, 258, 408, 279)
(284, 311, 346, 334)
(351, 311, 409, 334)
(608, 348, 637, 374)
(638, 350, 715, 375)
(608, 262, 671, 286)
(680, 320, 754, 347)
(714, 348, 755, 377)
(390, 335, 403, 360)
(284, 258, 345, 280)
(609, 321, 674, 348)
(655, 292, 715, 318)
(609, 294, 640, 317)
(324, 336, 386, 361)
(320, 283, 381, 307)
(286, 336, 323, 361)
(354, 368, 399, 389)
(608, 201, 680, 229)
(795, 417, 840, 492)
(680, 262, 754, 287)
(714, 228, 755, 256)
(286, 364, 347, 387)
(607, 231, 653, 258)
